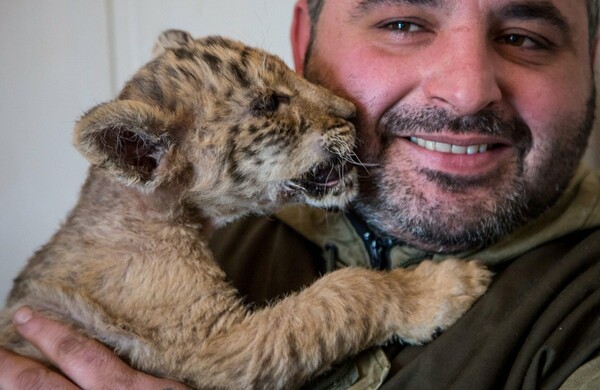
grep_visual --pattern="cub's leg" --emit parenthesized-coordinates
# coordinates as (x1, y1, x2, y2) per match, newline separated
(156, 259, 491, 389)
(0, 260, 491, 390)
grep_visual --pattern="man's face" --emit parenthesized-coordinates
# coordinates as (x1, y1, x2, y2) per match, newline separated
(294, 0, 596, 252)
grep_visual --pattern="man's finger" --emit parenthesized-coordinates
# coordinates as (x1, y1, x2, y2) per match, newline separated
(0, 346, 79, 390)
(11, 308, 190, 389)
(12, 307, 142, 389)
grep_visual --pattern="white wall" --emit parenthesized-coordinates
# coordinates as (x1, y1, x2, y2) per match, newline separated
(0, 0, 296, 301)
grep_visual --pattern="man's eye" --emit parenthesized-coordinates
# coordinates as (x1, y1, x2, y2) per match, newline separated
(382, 21, 422, 33)
(499, 34, 546, 49)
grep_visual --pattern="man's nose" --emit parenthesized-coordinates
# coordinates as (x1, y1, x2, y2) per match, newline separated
(422, 33, 502, 116)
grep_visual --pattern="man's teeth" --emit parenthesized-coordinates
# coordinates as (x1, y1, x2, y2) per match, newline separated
(410, 137, 489, 155)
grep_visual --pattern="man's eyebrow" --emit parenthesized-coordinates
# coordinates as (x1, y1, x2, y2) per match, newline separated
(354, 0, 446, 15)
(497, 1, 571, 37)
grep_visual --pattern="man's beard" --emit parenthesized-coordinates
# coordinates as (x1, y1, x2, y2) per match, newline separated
(350, 100, 595, 253)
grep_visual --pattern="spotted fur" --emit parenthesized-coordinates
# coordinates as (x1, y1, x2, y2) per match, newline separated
(0, 30, 491, 389)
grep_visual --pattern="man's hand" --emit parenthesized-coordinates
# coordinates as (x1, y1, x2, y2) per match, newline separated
(0, 307, 189, 389)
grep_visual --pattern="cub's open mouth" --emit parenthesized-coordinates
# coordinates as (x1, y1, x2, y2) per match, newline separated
(288, 161, 351, 196)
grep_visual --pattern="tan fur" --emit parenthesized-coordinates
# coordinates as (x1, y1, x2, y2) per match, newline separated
(0, 30, 492, 389)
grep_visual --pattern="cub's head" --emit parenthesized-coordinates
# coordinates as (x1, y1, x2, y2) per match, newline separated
(74, 30, 357, 223)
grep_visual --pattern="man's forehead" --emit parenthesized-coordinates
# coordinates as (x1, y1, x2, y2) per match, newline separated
(352, 0, 584, 13)
(355, 0, 445, 10)
(350, 0, 585, 29)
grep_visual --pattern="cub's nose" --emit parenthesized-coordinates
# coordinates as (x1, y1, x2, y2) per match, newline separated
(307, 81, 356, 120)
(327, 95, 356, 120)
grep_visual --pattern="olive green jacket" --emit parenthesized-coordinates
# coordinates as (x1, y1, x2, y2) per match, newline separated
(211, 166, 600, 389)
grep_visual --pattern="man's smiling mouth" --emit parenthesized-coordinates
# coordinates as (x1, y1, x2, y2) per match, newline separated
(408, 136, 502, 155)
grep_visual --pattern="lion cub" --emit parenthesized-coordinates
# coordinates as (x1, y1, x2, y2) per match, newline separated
(0, 30, 491, 389)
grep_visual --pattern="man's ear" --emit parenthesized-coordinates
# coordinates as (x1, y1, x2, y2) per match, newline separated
(73, 100, 177, 187)
(152, 29, 194, 58)
(291, 0, 312, 75)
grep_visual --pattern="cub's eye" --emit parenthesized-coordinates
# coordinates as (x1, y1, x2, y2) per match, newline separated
(275, 94, 291, 105)
(251, 93, 290, 116)
(264, 94, 279, 111)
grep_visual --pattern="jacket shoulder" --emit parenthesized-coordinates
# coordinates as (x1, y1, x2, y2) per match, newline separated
(382, 227, 600, 390)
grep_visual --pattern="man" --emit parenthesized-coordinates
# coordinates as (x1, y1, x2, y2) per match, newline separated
(1, 0, 599, 388)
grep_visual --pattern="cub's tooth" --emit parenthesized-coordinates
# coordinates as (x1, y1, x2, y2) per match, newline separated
(479, 144, 488, 153)
(467, 145, 479, 155)
(451, 145, 467, 154)
(435, 142, 452, 153)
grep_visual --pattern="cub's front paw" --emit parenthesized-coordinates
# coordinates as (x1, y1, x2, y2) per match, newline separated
(389, 259, 492, 344)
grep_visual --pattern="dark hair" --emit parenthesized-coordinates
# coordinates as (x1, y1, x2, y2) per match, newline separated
(306, 0, 599, 46)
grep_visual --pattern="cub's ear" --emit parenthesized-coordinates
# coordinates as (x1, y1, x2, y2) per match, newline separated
(73, 100, 178, 187)
(152, 29, 194, 58)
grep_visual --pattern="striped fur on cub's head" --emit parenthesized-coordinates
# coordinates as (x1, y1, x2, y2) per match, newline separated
(74, 29, 358, 222)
